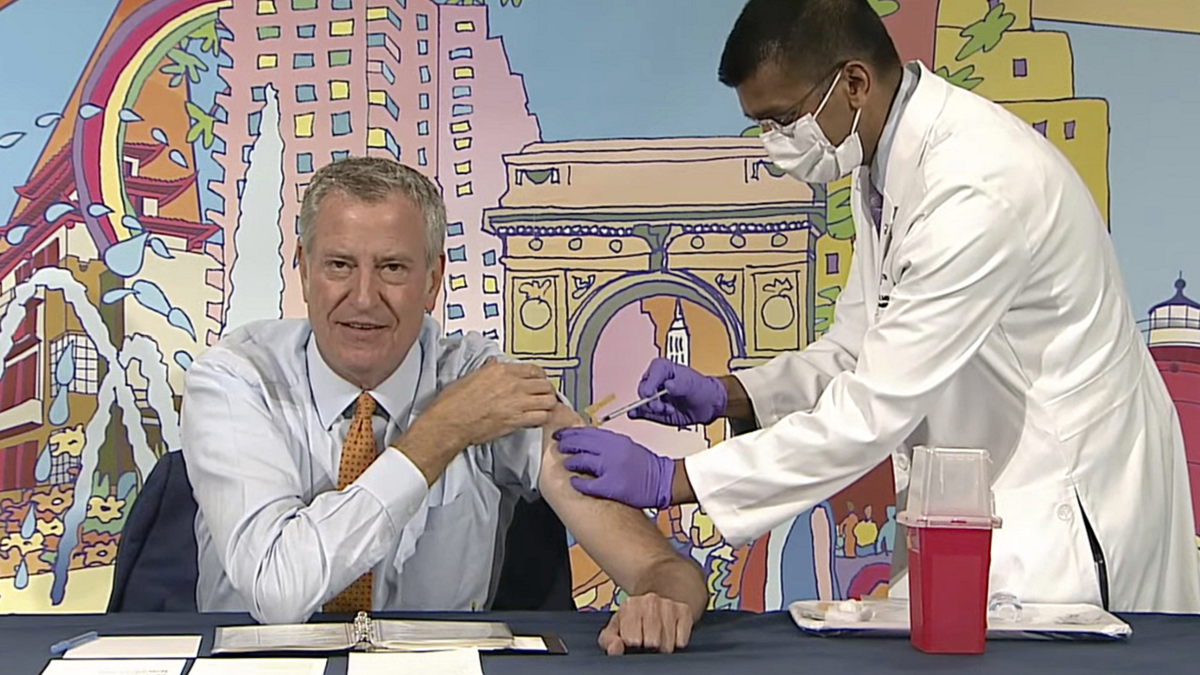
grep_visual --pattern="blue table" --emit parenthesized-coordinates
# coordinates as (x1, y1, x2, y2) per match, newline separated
(3, 610, 1195, 674)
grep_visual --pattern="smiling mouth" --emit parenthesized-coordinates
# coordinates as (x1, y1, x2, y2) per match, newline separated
(339, 321, 386, 332)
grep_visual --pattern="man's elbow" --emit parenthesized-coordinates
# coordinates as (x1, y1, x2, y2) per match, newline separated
(247, 582, 318, 625)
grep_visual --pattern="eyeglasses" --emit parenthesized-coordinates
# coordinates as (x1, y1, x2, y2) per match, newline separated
(755, 62, 848, 134)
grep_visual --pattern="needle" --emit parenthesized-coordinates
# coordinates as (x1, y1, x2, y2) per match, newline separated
(595, 390, 667, 425)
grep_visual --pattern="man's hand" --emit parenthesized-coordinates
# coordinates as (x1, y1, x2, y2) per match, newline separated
(598, 592, 694, 655)
(425, 358, 558, 446)
(397, 358, 557, 485)
(628, 358, 727, 427)
(554, 427, 674, 509)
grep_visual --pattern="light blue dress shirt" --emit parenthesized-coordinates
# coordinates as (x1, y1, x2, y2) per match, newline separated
(870, 60, 921, 195)
(180, 315, 545, 624)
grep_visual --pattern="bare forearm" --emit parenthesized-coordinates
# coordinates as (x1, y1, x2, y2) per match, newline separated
(628, 554, 708, 620)
(390, 416, 468, 486)
(718, 375, 755, 423)
(669, 459, 697, 506)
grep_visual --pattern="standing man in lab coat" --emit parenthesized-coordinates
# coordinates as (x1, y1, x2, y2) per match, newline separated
(554, 0, 1200, 613)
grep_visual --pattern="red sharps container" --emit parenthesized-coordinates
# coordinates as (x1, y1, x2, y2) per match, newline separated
(897, 446, 1002, 655)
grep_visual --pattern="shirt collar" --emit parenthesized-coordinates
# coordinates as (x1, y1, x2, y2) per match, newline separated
(306, 329, 424, 430)
(870, 60, 921, 194)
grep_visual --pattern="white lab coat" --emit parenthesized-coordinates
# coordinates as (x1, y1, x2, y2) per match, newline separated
(686, 62, 1200, 613)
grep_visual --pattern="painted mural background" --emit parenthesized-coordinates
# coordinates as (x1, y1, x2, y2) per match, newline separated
(0, 0, 1197, 614)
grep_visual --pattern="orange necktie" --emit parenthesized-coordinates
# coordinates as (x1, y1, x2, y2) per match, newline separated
(323, 392, 378, 614)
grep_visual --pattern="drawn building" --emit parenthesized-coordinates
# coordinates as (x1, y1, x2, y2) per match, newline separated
(213, 0, 537, 334)
(935, 0, 1110, 222)
(1141, 276, 1200, 544)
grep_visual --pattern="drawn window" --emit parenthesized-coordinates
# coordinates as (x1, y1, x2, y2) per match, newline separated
(294, 112, 315, 138)
(242, 144, 253, 163)
(297, 152, 314, 174)
(418, 40, 429, 55)
(455, 161, 471, 175)
(456, 182, 473, 197)
(456, 21, 475, 32)
(0, 353, 39, 412)
(252, 86, 267, 101)
(50, 333, 99, 396)
(332, 150, 350, 161)
(453, 66, 474, 80)
(416, 14, 429, 31)
(447, 222, 465, 236)
(258, 0, 277, 14)
(419, 66, 431, 83)
(0, 441, 38, 491)
(450, 120, 471, 134)
(417, 120, 429, 136)
(258, 54, 278, 69)
(448, 245, 467, 262)
(330, 19, 354, 36)
(367, 33, 385, 47)
(296, 83, 317, 102)
(483, 275, 499, 295)
(417, 147, 428, 166)
(293, 53, 315, 69)
(297, 24, 317, 38)
(291, 0, 316, 9)
(379, 61, 396, 84)
(482, 250, 496, 266)
(419, 93, 430, 109)
(331, 111, 353, 136)
(248, 111, 262, 136)
(1013, 58, 1028, 78)
(1033, 120, 1047, 137)
(825, 252, 839, 275)
(329, 49, 352, 67)
(367, 7, 401, 30)
(447, 304, 465, 320)
(453, 86, 471, 99)
(330, 80, 350, 100)
(452, 104, 473, 116)
(483, 329, 499, 340)
(483, 303, 499, 318)
(449, 47, 473, 60)
(332, 0, 352, 9)
(257, 25, 280, 40)
(449, 275, 468, 291)
(1063, 120, 1077, 140)
(454, 137, 472, 150)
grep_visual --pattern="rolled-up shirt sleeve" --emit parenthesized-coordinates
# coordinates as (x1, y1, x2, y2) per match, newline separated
(181, 352, 428, 624)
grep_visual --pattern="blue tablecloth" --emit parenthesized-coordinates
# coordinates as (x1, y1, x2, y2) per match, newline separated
(2, 610, 1195, 674)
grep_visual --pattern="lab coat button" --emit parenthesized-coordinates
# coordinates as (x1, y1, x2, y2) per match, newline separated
(1056, 504, 1073, 522)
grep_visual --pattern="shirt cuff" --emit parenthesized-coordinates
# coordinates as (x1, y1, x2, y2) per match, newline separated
(732, 367, 780, 427)
(354, 448, 430, 529)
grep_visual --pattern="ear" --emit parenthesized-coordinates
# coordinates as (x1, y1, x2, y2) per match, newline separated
(424, 253, 446, 312)
(844, 60, 873, 110)
(297, 242, 310, 303)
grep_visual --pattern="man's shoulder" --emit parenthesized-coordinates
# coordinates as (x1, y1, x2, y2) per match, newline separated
(429, 323, 504, 382)
(189, 319, 311, 386)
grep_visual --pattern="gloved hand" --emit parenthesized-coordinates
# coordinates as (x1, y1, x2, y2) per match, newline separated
(553, 427, 674, 509)
(628, 358, 727, 427)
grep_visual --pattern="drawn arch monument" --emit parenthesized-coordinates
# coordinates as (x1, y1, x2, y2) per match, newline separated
(485, 138, 829, 420)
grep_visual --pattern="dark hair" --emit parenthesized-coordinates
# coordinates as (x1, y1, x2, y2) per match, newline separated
(718, 0, 901, 87)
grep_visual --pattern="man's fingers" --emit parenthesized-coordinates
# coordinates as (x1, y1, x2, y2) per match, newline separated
(562, 451, 604, 476)
(599, 616, 624, 656)
(675, 609, 694, 650)
(638, 602, 661, 651)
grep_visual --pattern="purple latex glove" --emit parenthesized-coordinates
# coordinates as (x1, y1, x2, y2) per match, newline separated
(627, 358, 727, 427)
(553, 427, 674, 509)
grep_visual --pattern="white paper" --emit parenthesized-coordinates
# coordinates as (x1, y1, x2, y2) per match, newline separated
(41, 659, 186, 675)
(63, 636, 202, 660)
(511, 636, 547, 652)
(187, 657, 327, 675)
(349, 649, 482, 675)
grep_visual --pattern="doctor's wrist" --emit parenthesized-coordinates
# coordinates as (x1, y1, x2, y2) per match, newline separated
(717, 375, 754, 423)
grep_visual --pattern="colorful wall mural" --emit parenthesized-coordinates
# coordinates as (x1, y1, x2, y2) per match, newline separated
(1, 0, 1198, 614)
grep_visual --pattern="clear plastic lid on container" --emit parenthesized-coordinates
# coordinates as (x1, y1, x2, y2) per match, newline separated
(896, 511, 1002, 530)
(904, 446, 997, 521)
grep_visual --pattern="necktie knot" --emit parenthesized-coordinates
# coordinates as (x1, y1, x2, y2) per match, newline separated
(353, 392, 376, 421)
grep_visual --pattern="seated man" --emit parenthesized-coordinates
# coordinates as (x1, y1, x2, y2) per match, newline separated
(181, 157, 707, 655)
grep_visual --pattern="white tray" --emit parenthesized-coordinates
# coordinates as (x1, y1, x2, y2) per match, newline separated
(788, 598, 1131, 641)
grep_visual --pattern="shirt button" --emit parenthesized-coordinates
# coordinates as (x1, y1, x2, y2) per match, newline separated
(1056, 504, 1074, 522)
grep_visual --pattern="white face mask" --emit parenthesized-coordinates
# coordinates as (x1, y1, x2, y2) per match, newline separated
(760, 70, 863, 184)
